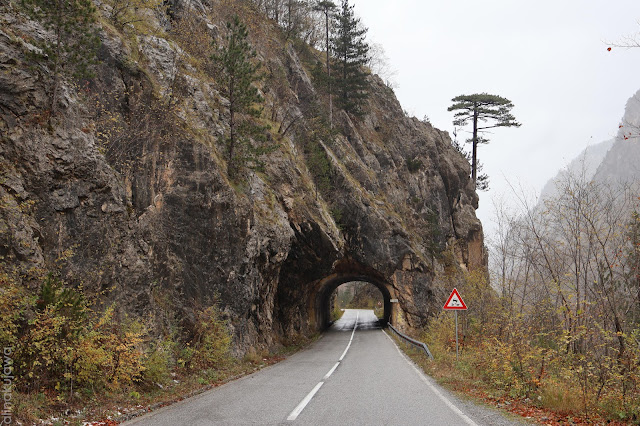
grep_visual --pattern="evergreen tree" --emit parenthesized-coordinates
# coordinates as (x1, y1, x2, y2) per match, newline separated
(212, 15, 268, 177)
(331, 0, 369, 116)
(448, 93, 521, 190)
(313, 0, 337, 126)
(20, 0, 100, 117)
(282, 0, 306, 38)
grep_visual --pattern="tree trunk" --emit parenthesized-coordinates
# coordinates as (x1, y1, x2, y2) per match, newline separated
(49, 0, 64, 118)
(472, 106, 478, 185)
(286, 0, 293, 35)
(228, 80, 236, 174)
(325, 9, 332, 128)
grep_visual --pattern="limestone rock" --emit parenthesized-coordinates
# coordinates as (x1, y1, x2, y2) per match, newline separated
(0, 2, 485, 353)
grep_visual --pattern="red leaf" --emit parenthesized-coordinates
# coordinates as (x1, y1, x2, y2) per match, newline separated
(607, 47, 612, 51)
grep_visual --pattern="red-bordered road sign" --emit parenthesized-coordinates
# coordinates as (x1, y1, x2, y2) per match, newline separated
(443, 288, 467, 310)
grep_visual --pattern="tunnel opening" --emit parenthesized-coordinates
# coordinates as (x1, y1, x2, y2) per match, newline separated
(332, 281, 384, 322)
(314, 274, 392, 330)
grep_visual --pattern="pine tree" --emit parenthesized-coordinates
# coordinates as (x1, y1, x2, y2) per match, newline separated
(448, 93, 521, 190)
(212, 15, 268, 177)
(331, 0, 369, 116)
(282, 0, 306, 38)
(20, 0, 100, 117)
(313, 0, 337, 126)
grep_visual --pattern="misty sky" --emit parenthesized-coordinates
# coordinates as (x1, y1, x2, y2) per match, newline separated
(353, 0, 640, 237)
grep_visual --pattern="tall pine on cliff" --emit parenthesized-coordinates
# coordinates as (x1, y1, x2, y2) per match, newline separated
(20, 0, 100, 116)
(331, 0, 369, 116)
(212, 15, 268, 177)
(448, 93, 520, 190)
(313, 0, 337, 126)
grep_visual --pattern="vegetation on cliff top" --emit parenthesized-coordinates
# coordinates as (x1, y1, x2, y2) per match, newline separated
(20, 0, 100, 119)
(211, 14, 270, 177)
(448, 93, 521, 191)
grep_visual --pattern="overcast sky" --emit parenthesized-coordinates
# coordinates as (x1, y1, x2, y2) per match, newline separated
(353, 0, 640, 237)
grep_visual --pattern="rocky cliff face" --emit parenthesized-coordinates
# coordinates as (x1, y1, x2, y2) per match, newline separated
(594, 89, 640, 184)
(539, 138, 614, 202)
(0, 0, 484, 352)
(539, 88, 640, 205)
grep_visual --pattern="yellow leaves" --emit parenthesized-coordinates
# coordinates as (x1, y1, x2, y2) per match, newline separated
(188, 305, 232, 371)
(10, 280, 148, 394)
(55, 248, 75, 263)
(96, 304, 115, 328)
(70, 306, 147, 390)
(0, 274, 29, 346)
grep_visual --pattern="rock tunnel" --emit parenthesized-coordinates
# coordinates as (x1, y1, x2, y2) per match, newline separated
(273, 221, 425, 338)
(275, 267, 400, 335)
(274, 230, 403, 336)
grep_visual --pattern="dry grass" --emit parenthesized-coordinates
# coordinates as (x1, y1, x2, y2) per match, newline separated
(389, 333, 631, 426)
(13, 333, 319, 424)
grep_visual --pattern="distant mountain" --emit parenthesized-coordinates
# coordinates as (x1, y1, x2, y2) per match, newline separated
(539, 138, 614, 201)
(593, 90, 640, 184)
(540, 89, 640, 201)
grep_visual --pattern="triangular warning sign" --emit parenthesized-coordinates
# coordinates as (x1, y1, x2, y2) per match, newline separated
(443, 288, 467, 310)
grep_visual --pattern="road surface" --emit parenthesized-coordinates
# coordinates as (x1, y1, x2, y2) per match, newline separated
(125, 309, 524, 425)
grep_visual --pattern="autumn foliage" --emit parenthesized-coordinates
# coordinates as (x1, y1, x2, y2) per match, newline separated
(424, 175, 640, 422)
(0, 267, 232, 422)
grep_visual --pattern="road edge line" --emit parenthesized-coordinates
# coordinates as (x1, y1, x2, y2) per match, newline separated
(383, 330, 478, 426)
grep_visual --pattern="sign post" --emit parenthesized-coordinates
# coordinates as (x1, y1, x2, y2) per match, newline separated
(443, 288, 467, 361)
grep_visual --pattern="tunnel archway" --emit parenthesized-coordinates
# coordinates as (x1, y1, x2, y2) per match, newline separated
(312, 273, 394, 330)
(333, 281, 384, 319)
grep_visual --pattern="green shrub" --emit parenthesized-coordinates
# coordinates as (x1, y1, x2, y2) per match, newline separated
(189, 305, 232, 370)
(17, 274, 87, 391)
(141, 342, 172, 387)
(19, 305, 70, 390)
(15, 276, 146, 393)
(406, 157, 422, 173)
(36, 273, 86, 331)
(329, 206, 344, 229)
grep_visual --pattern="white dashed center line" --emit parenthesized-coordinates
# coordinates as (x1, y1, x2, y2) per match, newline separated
(286, 312, 359, 421)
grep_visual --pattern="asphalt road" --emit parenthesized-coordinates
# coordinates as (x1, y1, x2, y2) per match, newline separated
(125, 309, 524, 425)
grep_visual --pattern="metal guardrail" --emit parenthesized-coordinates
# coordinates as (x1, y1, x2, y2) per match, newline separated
(387, 323, 434, 360)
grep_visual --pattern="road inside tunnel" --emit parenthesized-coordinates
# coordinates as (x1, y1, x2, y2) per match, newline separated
(331, 306, 381, 331)
(314, 275, 393, 330)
